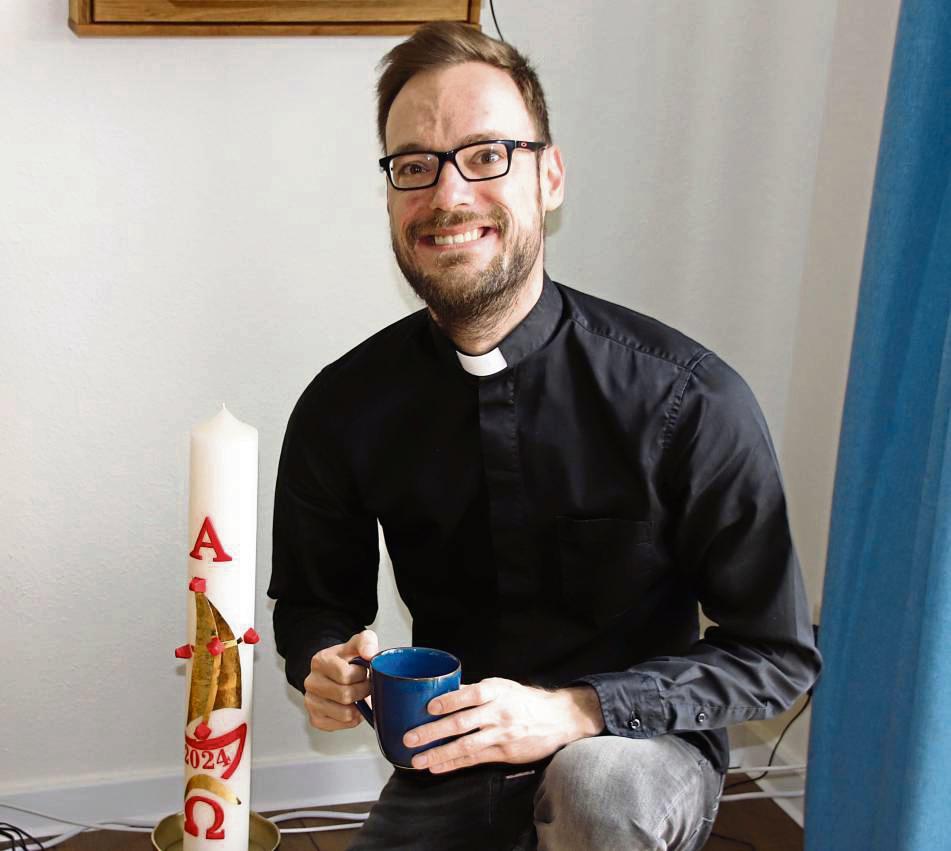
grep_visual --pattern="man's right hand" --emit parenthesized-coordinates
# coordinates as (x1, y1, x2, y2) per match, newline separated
(303, 629, 379, 731)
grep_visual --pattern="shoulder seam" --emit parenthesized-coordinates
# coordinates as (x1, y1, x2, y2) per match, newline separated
(567, 314, 706, 370)
(661, 351, 717, 451)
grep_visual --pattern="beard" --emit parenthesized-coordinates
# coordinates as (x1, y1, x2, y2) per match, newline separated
(391, 201, 544, 341)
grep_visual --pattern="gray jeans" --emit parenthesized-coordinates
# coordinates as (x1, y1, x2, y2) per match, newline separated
(349, 734, 723, 851)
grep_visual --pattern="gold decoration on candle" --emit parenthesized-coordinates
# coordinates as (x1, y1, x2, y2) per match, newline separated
(185, 775, 242, 806)
(188, 591, 243, 727)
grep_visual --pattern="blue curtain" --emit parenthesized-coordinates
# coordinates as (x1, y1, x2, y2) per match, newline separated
(804, 1, 950, 848)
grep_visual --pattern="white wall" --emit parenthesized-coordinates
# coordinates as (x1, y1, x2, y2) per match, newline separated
(747, 0, 901, 771)
(0, 0, 893, 805)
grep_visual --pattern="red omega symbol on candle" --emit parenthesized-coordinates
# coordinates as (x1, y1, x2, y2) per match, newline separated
(184, 795, 226, 840)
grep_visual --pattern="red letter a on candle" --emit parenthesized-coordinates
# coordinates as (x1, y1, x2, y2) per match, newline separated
(189, 516, 233, 562)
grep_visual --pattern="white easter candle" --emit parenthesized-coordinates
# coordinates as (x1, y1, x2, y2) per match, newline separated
(181, 406, 258, 851)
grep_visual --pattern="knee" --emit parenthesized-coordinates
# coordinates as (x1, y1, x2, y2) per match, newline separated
(538, 738, 612, 815)
(535, 739, 657, 850)
(534, 737, 708, 851)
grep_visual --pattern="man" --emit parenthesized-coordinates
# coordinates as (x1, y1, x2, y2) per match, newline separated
(269, 21, 820, 851)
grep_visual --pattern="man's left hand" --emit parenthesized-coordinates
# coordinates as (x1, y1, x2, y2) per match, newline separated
(403, 678, 605, 773)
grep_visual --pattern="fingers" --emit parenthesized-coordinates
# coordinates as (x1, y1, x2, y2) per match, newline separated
(356, 629, 379, 660)
(405, 678, 520, 772)
(304, 692, 363, 731)
(427, 678, 506, 716)
(412, 730, 501, 773)
(404, 704, 484, 750)
(311, 630, 378, 687)
(340, 628, 379, 662)
(305, 668, 371, 704)
(407, 679, 511, 748)
(302, 631, 378, 732)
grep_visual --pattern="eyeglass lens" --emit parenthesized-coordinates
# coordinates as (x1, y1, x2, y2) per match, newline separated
(388, 142, 510, 189)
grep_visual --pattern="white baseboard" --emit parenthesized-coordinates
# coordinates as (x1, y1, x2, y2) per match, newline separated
(0, 752, 393, 841)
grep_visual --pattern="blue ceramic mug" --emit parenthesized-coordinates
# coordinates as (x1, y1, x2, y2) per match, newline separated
(350, 646, 461, 769)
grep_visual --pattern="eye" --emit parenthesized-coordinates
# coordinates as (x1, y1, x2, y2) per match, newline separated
(464, 145, 504, 168)
(395, 158, 433, 178)
(476, 149, 502, 165)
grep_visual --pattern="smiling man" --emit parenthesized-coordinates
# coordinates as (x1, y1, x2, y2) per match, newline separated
(383, 60, 558, 356)
(269, 22, 820, 851)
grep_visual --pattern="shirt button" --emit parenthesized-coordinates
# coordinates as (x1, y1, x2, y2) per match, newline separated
(696, 712, 708, 724)
(628, 715, 642, 731)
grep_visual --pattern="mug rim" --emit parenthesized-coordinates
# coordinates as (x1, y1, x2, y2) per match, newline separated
(370, 646, 461, 682)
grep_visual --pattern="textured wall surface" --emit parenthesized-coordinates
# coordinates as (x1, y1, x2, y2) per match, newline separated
(0, 0, 885, 793)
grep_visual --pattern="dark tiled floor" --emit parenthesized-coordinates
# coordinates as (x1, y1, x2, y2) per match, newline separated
(6, 780, 802, 850)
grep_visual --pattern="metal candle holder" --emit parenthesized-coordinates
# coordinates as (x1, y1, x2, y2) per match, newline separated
(151, 811, 280, 850)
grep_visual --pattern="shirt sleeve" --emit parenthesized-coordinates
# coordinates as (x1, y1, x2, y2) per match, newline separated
(578, 353, 822, 738)
(267, 380, 380, 693)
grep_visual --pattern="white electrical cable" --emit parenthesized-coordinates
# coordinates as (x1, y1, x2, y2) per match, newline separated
(721, 790, 805, 802)
(21, 827, 85, 849)
(727, 764, 806, 775)
(0, 803, 152, 832)
(270, 808, 369, 833)
(269, 809, 369, 822)
(281, 823, 364, 833)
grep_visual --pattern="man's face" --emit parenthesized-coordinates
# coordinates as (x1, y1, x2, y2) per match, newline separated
(384, 62, 564, 333)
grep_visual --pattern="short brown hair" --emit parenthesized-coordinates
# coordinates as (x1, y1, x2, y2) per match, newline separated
(376, 22, 552, 151)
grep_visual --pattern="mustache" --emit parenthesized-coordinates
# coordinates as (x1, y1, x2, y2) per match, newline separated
(407, 208, 508, 243)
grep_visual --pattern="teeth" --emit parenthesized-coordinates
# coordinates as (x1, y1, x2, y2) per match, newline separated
(433, 228, 483, 246)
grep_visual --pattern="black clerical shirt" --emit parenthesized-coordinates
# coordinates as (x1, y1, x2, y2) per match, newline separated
(269, 274, 821, 773)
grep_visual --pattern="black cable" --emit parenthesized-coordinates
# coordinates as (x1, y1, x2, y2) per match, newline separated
(709, 831, 756, 850)
(712, 692, 813, 850)
(0, 822, 44, 851)
(0, 824, 26, 851)
(724, 691, 812, 792)
(0, 828, 22, 851)
(488, 0, 505, 42)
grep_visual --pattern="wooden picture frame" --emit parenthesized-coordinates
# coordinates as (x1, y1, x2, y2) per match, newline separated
(68, 0, 481, 37)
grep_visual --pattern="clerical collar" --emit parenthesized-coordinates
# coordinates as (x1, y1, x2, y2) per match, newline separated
(429, 273, 563, 379)
(456, 347, 508, 376)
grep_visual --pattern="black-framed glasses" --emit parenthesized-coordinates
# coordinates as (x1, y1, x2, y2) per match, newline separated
(379, 139, 547, 191)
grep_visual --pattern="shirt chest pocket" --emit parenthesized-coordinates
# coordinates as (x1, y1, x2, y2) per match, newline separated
(556, 517, 658, 625)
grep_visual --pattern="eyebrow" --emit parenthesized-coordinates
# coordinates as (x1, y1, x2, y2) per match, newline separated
(388, 131, 511, 156)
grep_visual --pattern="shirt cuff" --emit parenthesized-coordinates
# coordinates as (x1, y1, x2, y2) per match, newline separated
(574, 672, 668, 738)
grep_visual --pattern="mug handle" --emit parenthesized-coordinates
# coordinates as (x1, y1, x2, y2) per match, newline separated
(348, 657, 374, 727)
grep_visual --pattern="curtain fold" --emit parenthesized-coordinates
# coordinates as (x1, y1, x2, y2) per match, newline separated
(804, 1, 951, 848)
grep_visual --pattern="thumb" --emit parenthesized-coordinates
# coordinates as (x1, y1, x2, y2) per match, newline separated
(342, 629, 378, 661)
(357, 629, 379, 660)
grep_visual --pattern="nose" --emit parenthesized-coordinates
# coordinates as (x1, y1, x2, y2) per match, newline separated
(429, 157, 475, 211)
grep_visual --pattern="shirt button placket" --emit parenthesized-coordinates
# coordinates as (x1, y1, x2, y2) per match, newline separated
(479, 372, 530, 598)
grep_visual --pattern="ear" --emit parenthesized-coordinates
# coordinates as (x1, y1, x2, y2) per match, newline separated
(540, 144, 566, 213)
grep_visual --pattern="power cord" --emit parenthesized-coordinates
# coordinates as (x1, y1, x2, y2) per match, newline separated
(488, 0, 505, 42)
(708, 832, 756, 850)
(0, 821, 46, 850)
(269, 809, 368, 833)
(710, 684, 815, 850)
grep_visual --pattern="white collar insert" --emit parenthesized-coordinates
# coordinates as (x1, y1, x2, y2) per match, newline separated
(456, 347, 508, 377)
